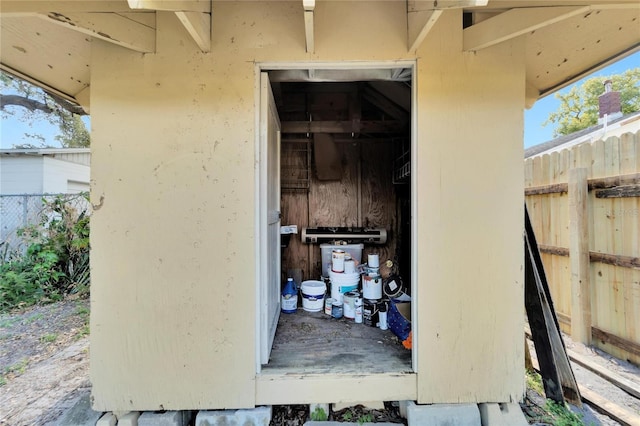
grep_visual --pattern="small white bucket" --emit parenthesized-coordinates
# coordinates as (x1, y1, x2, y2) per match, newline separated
(301, 280, 326, 312)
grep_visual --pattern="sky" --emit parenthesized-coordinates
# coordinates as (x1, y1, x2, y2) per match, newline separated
(1, 52, 639, 150)
(524, 51, 640, 148)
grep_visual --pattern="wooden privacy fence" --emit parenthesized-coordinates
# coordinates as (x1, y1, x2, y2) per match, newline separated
(524, 130, 640, 365)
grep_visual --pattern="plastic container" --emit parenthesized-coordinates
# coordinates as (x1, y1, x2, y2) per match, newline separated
(300, 280, 326, 312)
(281, 277, 298, 314)
(320, 243, 363, 277)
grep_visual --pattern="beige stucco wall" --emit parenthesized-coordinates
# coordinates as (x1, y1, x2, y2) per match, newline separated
(90, 1, 524, 411)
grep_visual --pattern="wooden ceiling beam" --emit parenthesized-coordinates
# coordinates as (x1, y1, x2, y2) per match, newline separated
(281, 120, 403, 134)
(175, 11, 211, 52)
(39, 11, 155, 53)
(303, 0, 315, 53)
(407, 0, 488, 52)
(463, 6, 590, 51)
(407, 8, 442, 53)
(126, 0, 211, 13)
(127, 0, 211, 52)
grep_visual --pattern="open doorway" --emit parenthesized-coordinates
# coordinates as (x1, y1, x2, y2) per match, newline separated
(258, 64, 415, 376)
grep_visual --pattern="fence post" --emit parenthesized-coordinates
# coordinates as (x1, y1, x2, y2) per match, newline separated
(569, 167, 591, 345)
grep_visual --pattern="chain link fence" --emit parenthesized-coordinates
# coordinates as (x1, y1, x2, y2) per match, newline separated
(0, 193, 91, 259)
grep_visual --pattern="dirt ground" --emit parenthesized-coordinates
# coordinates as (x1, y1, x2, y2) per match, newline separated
(0, 298, 90, 426)
(0, 298, 639, 425)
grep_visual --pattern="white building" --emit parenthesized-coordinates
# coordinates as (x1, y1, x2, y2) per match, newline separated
(0, 148, 90, 195)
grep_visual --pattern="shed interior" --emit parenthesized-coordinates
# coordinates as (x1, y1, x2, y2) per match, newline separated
(263, 68, 415, 374)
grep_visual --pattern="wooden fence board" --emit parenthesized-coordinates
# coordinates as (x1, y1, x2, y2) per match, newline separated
(525, 130, 640, 365)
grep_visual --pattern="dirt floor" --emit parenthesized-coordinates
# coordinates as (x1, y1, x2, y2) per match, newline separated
(0, 298, 639, 425)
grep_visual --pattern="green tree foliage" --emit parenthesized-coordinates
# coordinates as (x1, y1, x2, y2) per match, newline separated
(544, 68, 640, 137)
(0, 71, 90, 147)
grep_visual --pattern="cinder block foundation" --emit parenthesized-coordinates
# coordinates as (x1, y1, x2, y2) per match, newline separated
(96, 412, 117, 426)
(406, 402, 481, 426)
(195, 406, 272, 426)
(117, 411, 141, 426)
(478, 403, 528, 426)
(138, 411, 191, 426)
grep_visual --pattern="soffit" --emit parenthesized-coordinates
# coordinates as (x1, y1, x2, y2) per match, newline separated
(0, 15, 92, 100)
(0, 0, 638, 109)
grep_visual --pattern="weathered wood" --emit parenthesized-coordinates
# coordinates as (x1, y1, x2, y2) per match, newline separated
(266, 309, 411, 374)
(527, 345, 640, 426)
(592, 327, 640, 358)
(525, 207, 581, 405)
(595, 184, 640, 198)
(538, 244, 570, 257)
(525, 183, 569, 195)
(589, 252, 640, 269)
(537, 244, 640, 269)
(569, 168, 591, 345)
(588, 172, 640, 189)
(579, 386, 640, 426)
(361, 141, 396, 265)
(524, 172, 640, 196)
(568, 350, 640, 399)
(553, 314, 640, 358)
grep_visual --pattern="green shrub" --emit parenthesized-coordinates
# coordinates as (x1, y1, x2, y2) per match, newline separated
(0, 194, 90, 312)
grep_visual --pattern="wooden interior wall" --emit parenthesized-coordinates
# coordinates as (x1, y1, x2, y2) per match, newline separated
(281, 140, 398, 282)
(524, 131, 640, 365)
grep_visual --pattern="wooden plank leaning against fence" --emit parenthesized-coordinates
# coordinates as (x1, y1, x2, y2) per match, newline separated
(524, 130, 640, 366)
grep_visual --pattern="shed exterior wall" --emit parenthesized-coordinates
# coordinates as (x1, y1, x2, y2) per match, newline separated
(89, 3, 524, 411)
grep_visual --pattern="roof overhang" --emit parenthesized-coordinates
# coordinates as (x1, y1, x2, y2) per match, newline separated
(1, 0, 638, 111)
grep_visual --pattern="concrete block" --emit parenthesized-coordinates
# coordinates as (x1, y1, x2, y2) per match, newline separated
(195, 406, 272, 426)
(117, 411, 141, 426)
(478, 403, 528, 426)
(398, 400, 413, 419)
(57, 393, 103, 426)
(96, 413, 117, 426)
(407, 403, 481, 426)
(138, 411, 185, 426)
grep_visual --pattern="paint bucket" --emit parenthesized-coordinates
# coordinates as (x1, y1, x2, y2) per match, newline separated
(362, 274, 382, 300)
(363, 299, 380, 327)
(368, 254, 380, 268)
(344, 259, 356, 274)
(329, 270, 360, 304)
(331, 301, 343, 319)
(320, 243, 363, 277)
(331, 249, 345, 272)
(383, 274, 410, 301)
(343, 291, 359, 319)
(325, 297, 337, 315)
(300, 280, 326, 312)
(354, 297, 363, 324)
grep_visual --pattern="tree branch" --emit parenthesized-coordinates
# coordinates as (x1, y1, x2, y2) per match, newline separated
(0, 93, 87, 116)
(0, 94, 54, 114)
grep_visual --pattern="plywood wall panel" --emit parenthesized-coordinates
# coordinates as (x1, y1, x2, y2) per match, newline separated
(361, 141, 396, 266)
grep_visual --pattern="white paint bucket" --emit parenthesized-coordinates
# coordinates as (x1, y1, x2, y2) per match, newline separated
(331, 249, 345, 272)
(343, 291, 359, 319)
(362, 274, 382, 299)
(329, 270, 359, 304)
(367, 254, 380, 268)
(301, 280, 326, 312)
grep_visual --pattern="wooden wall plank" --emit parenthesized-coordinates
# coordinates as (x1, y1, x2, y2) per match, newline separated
(361, 141, 396, 266)
(281, 191, 310, 281)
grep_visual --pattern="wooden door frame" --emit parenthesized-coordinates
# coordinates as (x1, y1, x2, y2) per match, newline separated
(254, 61, 418, 375)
